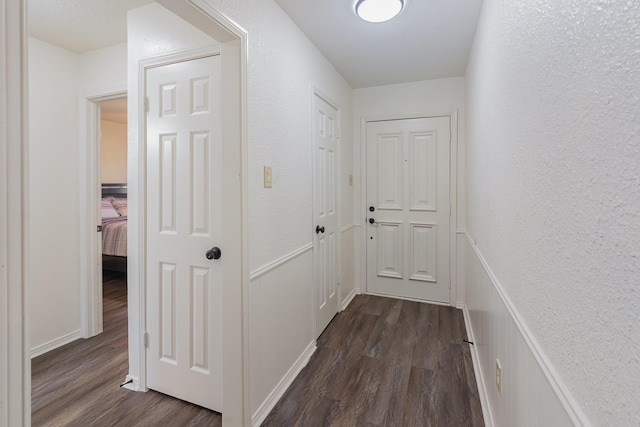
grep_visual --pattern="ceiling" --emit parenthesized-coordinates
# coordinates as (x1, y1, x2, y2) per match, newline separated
(28, 0, 154, 53)
(28, 0, 484, 89)
(100, 98, 128, 124)
(274, 0, 484, 88)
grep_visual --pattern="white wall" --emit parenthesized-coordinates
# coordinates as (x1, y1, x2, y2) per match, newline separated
(197, 1, 354, 420)
(28, 37, 81, 353)
(28, 38, 127, 355)
(464, 0, 640, 425)
(100, 120, 127, 183)
(353, 77, 466, 302)
(126, 2, 354, 421)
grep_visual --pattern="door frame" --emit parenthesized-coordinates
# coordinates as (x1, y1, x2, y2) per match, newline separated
(359, 110, 459, 306)
(79, 88, 127, 339)
(2, 0, 250, 425)
(1, 2, 29, 425)
(311, 87, 341, 337)
(130, 1, 249, 422)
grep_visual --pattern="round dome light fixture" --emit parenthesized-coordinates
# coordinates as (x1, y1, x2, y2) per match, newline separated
(355, 0, 404, 23)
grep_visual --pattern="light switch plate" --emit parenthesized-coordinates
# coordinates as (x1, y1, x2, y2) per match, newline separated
(264, 166, 272, 188)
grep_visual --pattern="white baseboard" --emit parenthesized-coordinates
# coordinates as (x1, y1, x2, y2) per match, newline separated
(31, 330, 81, 358)
(251, 341, 317, 427)
(460, 302, 494, 427)
(121, 374, 141, 391)
(340, 287, 358, 311)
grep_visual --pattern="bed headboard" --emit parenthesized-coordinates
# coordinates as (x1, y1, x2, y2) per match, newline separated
(102, 183, 127, 199)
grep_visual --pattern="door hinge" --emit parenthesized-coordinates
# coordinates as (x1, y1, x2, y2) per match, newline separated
(144, 332, 149, 348)
(144, 97, 149, 113)
(97, 225, 102, 232)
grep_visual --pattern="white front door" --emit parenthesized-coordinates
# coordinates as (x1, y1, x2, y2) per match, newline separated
(366, 117, 451, 303)
(145, 54, 223, 411)
(313, 93, 339, 337)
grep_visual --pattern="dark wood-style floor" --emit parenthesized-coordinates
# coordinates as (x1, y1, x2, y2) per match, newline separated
(262, 294, 484, 427)
(31, 270, 222, 427)
(33, 273, 483, 426)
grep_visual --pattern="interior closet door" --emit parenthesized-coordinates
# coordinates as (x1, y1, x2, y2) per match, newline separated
(145, 54, 223, 411)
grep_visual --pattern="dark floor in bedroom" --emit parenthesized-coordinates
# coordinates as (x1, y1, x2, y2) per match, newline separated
(31, 270, 222, 427)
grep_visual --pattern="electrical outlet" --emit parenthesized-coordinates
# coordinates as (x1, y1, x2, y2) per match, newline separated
(496, 359, 502, 395)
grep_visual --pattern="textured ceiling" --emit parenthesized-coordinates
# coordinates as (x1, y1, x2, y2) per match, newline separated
(28, 0, 154, 53)
(274, 0, 484, 88)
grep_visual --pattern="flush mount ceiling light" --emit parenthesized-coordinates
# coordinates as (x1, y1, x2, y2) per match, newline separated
(355, 0, 404, 23)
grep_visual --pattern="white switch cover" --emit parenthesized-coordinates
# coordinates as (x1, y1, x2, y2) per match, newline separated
(264, 166, 272, 188)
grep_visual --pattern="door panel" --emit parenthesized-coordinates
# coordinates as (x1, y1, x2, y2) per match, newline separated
(146, 54, 222, 412)
(313, 94, 339, 337)
(366, 117, 450, 303)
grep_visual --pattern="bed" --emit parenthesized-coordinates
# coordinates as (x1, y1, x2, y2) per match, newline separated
(101, 184, 128, 263)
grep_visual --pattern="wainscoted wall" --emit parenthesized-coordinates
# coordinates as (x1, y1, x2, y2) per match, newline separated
(462, 232, 585, 426)
(340, 224, 357, 309)
(465, 0, 639, 423)
(249, 245, 315, 426)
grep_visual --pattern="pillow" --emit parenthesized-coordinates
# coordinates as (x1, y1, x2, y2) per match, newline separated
(111, 198, 128, 217)
(101, 197, 120, 219)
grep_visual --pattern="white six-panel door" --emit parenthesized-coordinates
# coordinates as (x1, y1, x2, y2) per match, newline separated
(313, 94, 339, 337)
(366, 117, 451, 303)
(145, 54, 223, 412)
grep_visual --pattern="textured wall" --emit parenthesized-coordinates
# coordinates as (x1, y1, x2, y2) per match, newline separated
(198, 0, 354, 415)
(202, 0, 354, 272)
(465, 0, 640, 424)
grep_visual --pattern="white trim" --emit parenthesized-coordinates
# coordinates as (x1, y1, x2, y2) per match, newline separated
(1, 1, 29, 425)
(340, 287, 358, 311)
(340, 223, 355, 233)
(251, 341, 317, 427)
(366, 291, 452, 307)
(78, 87, 127, 339)
(460, 302, 494, 427)
(249, 243, 314, 280)
(359, 110, 459, 306)
(463, 230, 590, 426)
(30, 330, 81, 359)
(121, 374, 140, 392)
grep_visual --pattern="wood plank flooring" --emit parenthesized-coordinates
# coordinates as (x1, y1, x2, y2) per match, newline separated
(31, 270, 222, 427)
(33, 275, 483, 426)
(262, 294, 484, 427)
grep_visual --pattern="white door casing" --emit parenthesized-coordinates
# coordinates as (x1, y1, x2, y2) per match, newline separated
(313, 93, 339, 337)
(145, 54, 223, 411)
(366, 116, 451, 303)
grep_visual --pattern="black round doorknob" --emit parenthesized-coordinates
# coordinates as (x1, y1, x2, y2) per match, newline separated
(206, 247, 221, 260)
(315, 225, 325, 234)
(369, 218, 375, 224)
